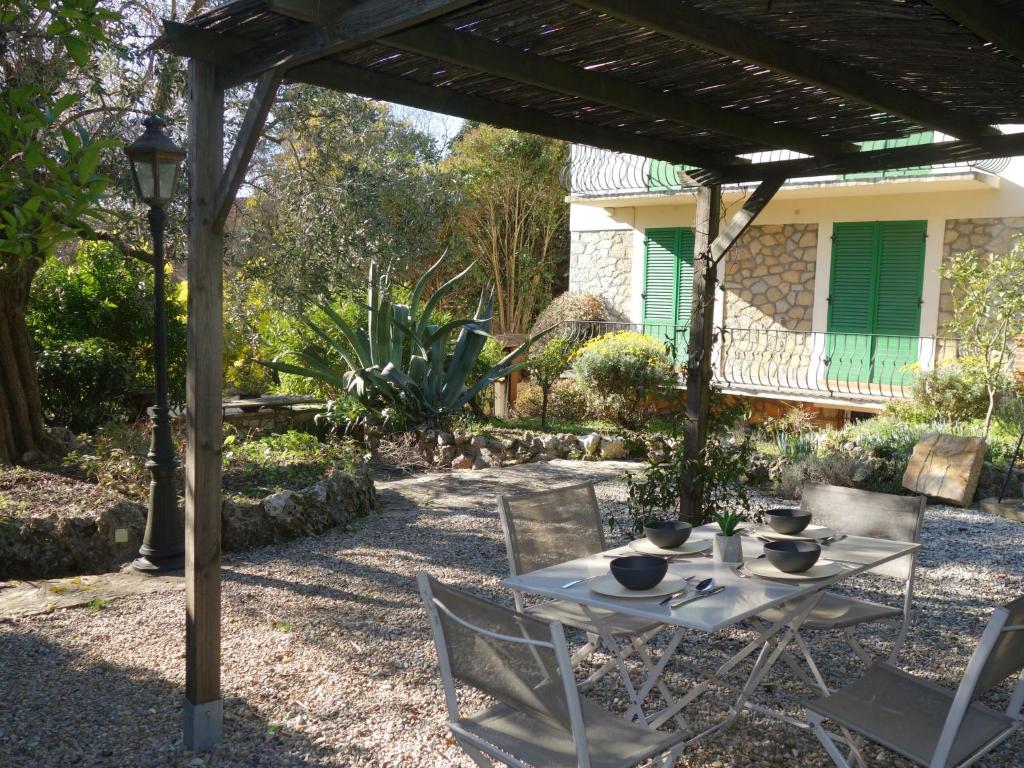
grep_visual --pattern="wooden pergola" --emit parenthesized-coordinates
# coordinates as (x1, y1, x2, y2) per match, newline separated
(159, 0, 1024, 748)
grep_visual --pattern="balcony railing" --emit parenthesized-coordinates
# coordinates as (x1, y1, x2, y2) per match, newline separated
(554, 320, 963, 402)
(560, 145, 1011, 198)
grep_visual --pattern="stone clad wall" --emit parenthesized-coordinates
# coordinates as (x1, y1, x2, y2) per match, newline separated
(723, 223, 818, 332)
(569, 230, 632, 320)
(939, 217, 1024, 333)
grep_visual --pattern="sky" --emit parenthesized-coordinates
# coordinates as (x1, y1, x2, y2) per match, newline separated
(391, 105, 465, 152)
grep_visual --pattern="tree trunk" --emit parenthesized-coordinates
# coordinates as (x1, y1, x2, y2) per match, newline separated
(0, 260, 54, 465)
(540, 386, 549, 429)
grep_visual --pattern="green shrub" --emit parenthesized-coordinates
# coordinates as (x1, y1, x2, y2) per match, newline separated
(36, 339, 131, 432)
(511, 381, 544, 419)
(549, 379, 589, 421)
(572, 331, 676, 429)
(513, 379, 590, 423)
(28, 241, 187, 402)
(902, 357, 1012, 424)
(775, 454, 873, 500)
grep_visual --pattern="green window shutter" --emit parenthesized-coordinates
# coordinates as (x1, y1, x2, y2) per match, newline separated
(675, 227, 696, 328)
(874, 220, 926, 337)
(843, 131, 934, 180)
(643, 228, 679, 333)
(827, 220, 926, 385)
(828, 222, 877, 335)
(647, 160, 693, 192)
(827, 222, 878, 383)
(872, 220, 926, 385)
(643, 227, 694, 357)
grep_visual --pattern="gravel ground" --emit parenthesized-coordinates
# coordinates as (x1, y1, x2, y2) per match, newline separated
(1, 459, 1022, 768)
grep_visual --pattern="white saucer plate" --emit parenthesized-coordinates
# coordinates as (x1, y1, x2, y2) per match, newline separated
(628, 538, 713, 556)
(588, 573, 693, 599)
(742, 558, 845, 581)
(755, 524, 838, 542)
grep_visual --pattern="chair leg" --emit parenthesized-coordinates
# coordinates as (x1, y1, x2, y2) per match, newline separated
(456, 736, 495, 767)
(653, 741, 687, 766)
(806, 709, 854, 768)
(844, 629, 875, 666)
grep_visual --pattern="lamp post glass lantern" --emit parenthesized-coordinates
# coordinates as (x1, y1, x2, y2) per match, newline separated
(125, 115, 186, 573)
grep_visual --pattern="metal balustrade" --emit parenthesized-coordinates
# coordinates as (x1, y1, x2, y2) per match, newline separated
(550, 320, 964, 402)
(560, 145, 1011, 198)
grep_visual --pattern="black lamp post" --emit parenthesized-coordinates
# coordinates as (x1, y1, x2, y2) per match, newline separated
(125, 115, 186, 574)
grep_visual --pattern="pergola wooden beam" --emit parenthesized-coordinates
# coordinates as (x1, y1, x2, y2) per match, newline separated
(384, 24, 853, 157)
(574, 0, 999, 142)
(708, 131, 1024, 183)
(926, 0, 1024, 63)
(213, 71, 281, 232)
(217, 0, 480, 88)
(289, 60, 734, 170)
(184, 58, 225, 751)
(710, 176, 787, 264)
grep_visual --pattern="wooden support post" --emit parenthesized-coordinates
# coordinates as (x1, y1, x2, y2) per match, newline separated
(680, 184, 721, 523)
(184, 59, 225, 751)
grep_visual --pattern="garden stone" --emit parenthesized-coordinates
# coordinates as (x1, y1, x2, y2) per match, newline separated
(472, 453, 490, 470)
(451, 454, 474, 470)
(470, 434, 488, 448)
(902, 433, 986, 507)
(436, 445, 458, 466)
(600, 435, 627, 460)
(453, 429, 469, 446)
(542, 435, 563, 455)
(436, 431, 455, 447)
(580, 432, 602, 457)
(500, 438, 517, 451)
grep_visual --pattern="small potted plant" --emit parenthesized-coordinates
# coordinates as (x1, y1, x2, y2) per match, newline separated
(712, 509, 745, 564)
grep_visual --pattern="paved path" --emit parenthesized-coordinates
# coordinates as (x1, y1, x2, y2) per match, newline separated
(0, 460, 639, 619)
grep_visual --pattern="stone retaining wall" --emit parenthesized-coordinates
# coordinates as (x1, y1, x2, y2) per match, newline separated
(222, 468, 376, 551)
(406, 427, 673, 469)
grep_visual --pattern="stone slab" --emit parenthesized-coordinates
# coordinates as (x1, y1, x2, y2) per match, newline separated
(0, 564, 184, 619)
(902, 432, 986, 507)
(979, 497, 1024, 522)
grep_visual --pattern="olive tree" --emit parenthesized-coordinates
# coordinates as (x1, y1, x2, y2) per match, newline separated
(941, 238, 1024, 436)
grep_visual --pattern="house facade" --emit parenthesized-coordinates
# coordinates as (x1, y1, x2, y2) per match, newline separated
(566, 140, 1024, 422)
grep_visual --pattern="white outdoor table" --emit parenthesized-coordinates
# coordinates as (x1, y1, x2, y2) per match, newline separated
(502, 523, 921, 741)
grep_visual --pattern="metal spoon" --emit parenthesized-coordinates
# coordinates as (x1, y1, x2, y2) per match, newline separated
(819, 534, 848, 546)
(658, 576, 709, 605)
(670, 583, 725, 608)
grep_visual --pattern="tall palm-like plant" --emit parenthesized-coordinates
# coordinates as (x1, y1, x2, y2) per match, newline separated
(263, 255, 533, 428)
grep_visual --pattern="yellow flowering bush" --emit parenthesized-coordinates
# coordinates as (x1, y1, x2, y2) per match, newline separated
(572, 331, 677, 428)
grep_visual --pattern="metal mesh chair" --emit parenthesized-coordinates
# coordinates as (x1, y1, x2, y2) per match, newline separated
(806, 595, 1024, 768)
(419, 573, 687, 768)
(757, 484, 926, 681)
(498, 482, 659, 633)
(497, 482, 664, 684)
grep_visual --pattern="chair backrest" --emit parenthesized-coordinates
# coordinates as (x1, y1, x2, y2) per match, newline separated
(418, 573, 591, 765)
(800, 483, 926, 579)
(931, 595, 1024, 767)
(497, 481, 605, 576)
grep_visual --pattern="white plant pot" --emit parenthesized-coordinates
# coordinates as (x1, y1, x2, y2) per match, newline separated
(714, 533, 743, 565)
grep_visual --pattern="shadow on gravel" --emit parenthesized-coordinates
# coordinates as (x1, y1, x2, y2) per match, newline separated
(0, 629, 328, 768)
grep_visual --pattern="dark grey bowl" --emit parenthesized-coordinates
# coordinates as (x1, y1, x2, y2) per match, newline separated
(609, 555, 668, 590)
(644, 521, 693, 549)
(765, 508, 812, 535)
(764, 540, 821, 573)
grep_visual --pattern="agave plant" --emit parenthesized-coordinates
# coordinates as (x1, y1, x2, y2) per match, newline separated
(263, 254, 533, 429)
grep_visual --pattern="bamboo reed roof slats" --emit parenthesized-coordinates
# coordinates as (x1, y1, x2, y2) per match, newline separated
(159, 0, 1024, 179)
